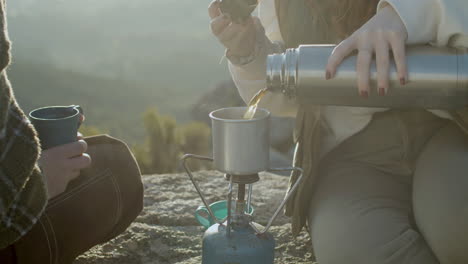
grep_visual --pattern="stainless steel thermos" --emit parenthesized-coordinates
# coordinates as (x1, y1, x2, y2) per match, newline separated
(266, 45, 468, 109)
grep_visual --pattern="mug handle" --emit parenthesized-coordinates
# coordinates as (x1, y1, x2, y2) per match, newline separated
(195, 206, 212, 229)
(70, 105, 84, 128)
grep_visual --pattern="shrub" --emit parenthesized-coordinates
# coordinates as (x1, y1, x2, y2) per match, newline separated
(134, 108, 211, 174)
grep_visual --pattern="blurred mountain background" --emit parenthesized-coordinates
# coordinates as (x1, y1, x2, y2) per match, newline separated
(6, 0, 294, 173)
(7, 0, 228, 142)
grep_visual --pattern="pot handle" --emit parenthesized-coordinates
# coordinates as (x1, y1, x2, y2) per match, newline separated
(249, 166, 304, 235)
(181, 154, 226, 226)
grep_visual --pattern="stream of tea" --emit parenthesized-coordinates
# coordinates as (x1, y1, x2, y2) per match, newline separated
(243, 88, 268, 119)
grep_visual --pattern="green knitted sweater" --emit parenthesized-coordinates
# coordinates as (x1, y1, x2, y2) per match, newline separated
(0, 0, 47, 249)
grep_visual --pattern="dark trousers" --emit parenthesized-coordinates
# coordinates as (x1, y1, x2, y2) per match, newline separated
(0, 135, 144, 264)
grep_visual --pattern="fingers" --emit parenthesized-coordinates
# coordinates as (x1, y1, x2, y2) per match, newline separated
(229, 19, 255, 52)
(326, 39, 374, 96)
(375, 40, 390, 95)
(217, 22, 244, 43)
(40, 140, 92, 199)
(210, 14, 231, 36)
(327, 36, 405, 97)
(68, 169, 81, 181)
(326, 39, 355, 79)
(389, 36, 408, 85)
(356, 49, 373, 97)
(67, 153, 92, 182)
(209, 0, 256, 57)
(324, 5, 408, 97)
(67, 153, 92, 171)
(208, 0, 221, 19)
(51, 140, 88, 158)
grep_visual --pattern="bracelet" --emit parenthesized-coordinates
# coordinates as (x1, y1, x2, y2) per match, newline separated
(225, 48, 256, 66)
(225, 19, 266, 66)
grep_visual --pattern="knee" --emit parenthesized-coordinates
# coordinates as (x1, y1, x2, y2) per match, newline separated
(308, 189, 438, 264)
(108, 137, 144, 236)
(309, 213, 435, 264)
(308, 209, 363, 264)
(308, 204, 390, 264)
(414, 124, 468, 264)
(86, 135, 144, 239)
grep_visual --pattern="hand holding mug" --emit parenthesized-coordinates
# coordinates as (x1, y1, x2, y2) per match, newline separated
(30, 105, 91, 199)
(39, 139, 91, 199)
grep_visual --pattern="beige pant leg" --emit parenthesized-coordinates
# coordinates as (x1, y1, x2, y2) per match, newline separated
(308, 162, 439, 264)
(413, 123, 468, 264)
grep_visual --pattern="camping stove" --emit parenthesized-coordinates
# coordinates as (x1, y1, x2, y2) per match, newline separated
(181, 107, 303, 264)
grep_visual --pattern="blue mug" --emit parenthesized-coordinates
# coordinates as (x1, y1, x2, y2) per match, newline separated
(29, 105, 83, 149)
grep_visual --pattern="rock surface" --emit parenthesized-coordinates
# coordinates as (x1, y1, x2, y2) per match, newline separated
(74, 171, 315, 264)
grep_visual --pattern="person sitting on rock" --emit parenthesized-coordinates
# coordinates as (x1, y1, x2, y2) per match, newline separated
(209, 0, 468, 263)
(0, 1, 144, 263)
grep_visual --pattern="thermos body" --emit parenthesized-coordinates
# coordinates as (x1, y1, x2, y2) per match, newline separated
(267, 45, 468, 109)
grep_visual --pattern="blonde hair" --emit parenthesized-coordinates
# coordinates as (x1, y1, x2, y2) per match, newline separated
(275, 0, 379, 48)
(306, 0, 378, 43)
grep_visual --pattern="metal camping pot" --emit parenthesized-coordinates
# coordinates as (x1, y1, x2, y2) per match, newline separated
(267, 45, 468, 109)
(210, 107, 270, 175)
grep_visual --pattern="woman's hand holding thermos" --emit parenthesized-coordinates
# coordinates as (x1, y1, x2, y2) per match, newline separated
(326, 5, 409, 97)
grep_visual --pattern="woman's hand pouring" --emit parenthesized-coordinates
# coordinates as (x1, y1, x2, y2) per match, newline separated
(326, 5, 408, 97)
(208, 0, 257, 58)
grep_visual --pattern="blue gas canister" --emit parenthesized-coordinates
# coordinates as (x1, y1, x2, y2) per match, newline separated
(202, 223, 275, 264)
